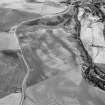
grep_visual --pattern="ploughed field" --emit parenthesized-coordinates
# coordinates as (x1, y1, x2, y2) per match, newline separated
(0, 6, 83, 105)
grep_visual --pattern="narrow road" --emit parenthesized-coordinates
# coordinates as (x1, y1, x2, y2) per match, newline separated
(10, 26, 31, 105)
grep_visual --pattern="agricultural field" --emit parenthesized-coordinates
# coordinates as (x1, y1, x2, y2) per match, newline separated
(0, 0, 105, 105)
